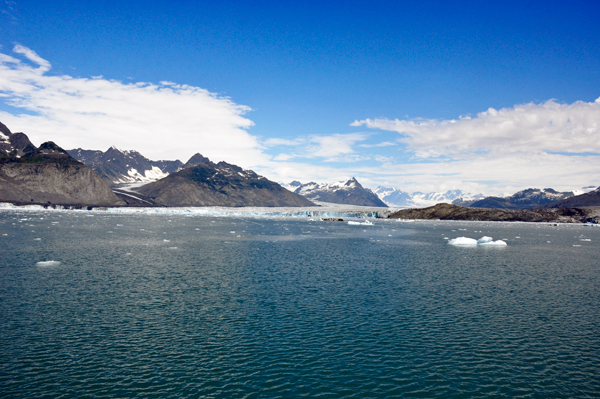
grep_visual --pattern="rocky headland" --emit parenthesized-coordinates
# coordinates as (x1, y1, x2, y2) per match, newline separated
(0, 122, 124, 207)
(389, 203, 600, 223)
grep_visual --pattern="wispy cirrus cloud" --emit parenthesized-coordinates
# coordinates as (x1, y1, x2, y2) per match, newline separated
(0, 45, 266, 165)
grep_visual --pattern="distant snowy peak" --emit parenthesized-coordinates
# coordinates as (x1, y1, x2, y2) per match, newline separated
(374, 185, 599, 209)
(373, 186, 484, 208)
(285, 178, 387, 207)
(457, 187, 586, 209)
(67, 147, 183, 186)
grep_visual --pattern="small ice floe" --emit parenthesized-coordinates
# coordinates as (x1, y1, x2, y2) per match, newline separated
(580, 239, 591, 242)
(448, 236, 507, 247)
(230, 231, 235, 234)
(573, 244, 582, 247)
(36, 261, 61, 267)
(163, 239, 170, 242)
(33, 238, 41, 241)
(348, 220, 374, 226)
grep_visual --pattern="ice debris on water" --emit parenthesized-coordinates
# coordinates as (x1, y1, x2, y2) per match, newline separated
(36, 261, 61, 267)
(448, 236, 507, 247)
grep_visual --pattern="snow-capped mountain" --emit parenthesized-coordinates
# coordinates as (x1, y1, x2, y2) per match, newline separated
(283, 178, 388, 207)
(462, 188, 580, 209)
(373, 186, 485, 208)
(68, 147, 184, 186)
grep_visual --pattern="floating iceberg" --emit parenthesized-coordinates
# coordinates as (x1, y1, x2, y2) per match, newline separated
(448, 236, 507, 247)
(448, 237, 478, 246)
(347, 220, 374, 226)
(36, 261, 62, 267)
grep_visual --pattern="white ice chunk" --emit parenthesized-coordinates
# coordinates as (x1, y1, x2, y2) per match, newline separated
(448, 237, 478, 246)
(477, 236, 493, 244)
(448, 236, 507, 247)
(478, 239, 507, 247)
(36, 261, 61, 267)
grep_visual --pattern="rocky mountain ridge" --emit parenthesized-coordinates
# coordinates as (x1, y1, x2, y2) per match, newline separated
(542, 187, 600, 208)
(68, 147, 184, 187)
(0, 122, 124, 207)
(135, 161, 314, 207)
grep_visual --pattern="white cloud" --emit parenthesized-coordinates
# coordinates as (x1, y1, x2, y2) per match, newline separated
(263, 137, 304, 146)
(0, 45, 266, 166)
(358, 141, 397, 148)
(12, 45, 51, 72)
(352, 98, 600, 157)
(349, 99, 600, 194)
(264, 132, 369, 161)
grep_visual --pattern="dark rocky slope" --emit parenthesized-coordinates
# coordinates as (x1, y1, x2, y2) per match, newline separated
(542, 188, 600, 208)
(0, 122, 124, 206)
(389, 203, 599, 223)
(135, 161, 314, 207)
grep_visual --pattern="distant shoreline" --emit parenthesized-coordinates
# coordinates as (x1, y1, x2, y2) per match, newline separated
(2, 201, 599, 224)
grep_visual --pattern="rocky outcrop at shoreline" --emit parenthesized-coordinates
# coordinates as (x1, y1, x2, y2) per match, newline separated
(389, 203, 600, 224)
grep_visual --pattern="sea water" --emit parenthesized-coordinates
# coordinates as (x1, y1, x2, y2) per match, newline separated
(1, 210, 599, 398)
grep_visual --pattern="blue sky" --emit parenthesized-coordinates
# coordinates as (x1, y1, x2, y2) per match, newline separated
(1, 0, 599, 194)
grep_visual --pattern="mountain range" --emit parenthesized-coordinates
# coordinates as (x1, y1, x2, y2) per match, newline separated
(452, 187, 598, 209)
(67, 147, 184, 186)
(2, 120, 598, 213)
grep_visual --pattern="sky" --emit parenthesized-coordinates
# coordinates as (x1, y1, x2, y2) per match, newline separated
(1, 0, 599, 195)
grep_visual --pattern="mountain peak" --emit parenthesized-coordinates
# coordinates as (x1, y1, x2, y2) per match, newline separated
(289, 178, 387, 207)
(184, 153, 210, 168)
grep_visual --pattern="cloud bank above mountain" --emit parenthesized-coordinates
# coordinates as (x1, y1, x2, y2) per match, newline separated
(352, 99, 600, 157)
(0, 45, 265, 166)
(346, 99, 600, 193)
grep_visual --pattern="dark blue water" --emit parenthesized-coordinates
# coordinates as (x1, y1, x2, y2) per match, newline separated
(1, 210, 599, 398)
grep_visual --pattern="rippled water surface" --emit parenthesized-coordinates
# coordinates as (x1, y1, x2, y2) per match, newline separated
(1, 210, 599, 398)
